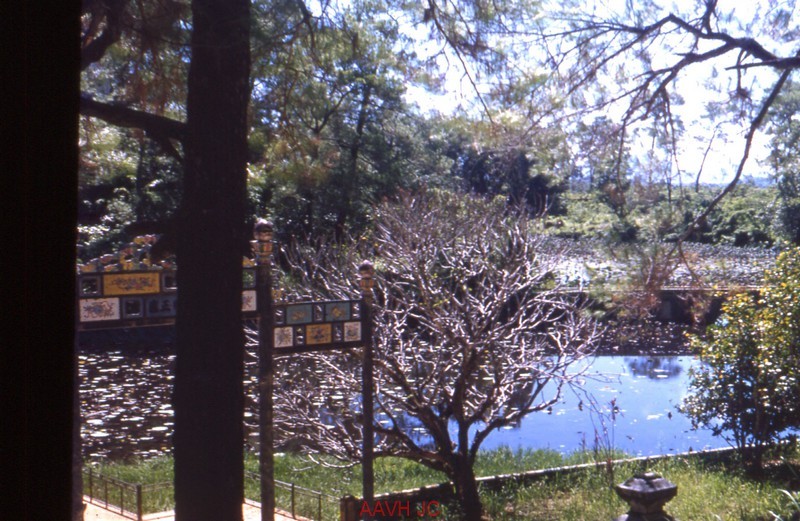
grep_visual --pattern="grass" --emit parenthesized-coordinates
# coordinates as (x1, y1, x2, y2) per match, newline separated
(84, 457, 174, 514)
(85, 446, 800, 520)
(481, 455, 798, 521)
(771, 489, 800, 520)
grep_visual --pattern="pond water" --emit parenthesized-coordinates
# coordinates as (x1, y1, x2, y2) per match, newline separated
(79, 348, 722, 461)
(477, 356, 723, 456)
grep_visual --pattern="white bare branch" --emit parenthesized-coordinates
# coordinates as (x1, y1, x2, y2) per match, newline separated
(272, 191, 600, 509)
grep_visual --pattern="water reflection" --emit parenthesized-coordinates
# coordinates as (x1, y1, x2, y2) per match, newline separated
(79, 346, 263, 461)
(625, 356, 683, 380)
(480, 356, 722, 456)
(80, 349, 176, 461)
(80, 349, 722, 461)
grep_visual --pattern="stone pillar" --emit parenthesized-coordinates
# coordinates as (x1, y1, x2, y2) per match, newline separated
(613, 472, 678, 521)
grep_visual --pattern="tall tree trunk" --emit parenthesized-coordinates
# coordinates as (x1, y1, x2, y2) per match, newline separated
(16, 1, 80, 519)
(335, 83, 372, 241)
(173, 0, 250, 519)
(450, 456, 483, 521)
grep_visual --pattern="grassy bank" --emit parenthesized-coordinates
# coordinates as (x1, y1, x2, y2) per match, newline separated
(481, 452, 800, 520)
(86, 446, 800, 520)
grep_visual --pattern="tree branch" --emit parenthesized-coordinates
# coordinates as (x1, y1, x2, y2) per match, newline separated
(80, 93, 186, 158)
(676, 61, 795, 245)
(80, 0, 125, 71)
(81, 28, 120, 71)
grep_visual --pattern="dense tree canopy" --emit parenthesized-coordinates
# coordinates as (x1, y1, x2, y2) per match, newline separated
(78, 0, 800, 262)
(77, 0, 578, 256)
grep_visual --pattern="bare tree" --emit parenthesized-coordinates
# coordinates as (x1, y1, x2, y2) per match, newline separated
(275, 191, 599, 521)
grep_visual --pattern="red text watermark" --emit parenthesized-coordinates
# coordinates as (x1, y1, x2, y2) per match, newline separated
(359, 500, 441, 518)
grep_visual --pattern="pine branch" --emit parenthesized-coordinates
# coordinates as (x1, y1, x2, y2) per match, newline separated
(79, 93, 186, 158)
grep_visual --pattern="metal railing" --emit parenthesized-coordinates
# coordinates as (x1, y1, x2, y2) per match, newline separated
(84, 467, 145, 520)
(84, 466, 334, 520)
(245, 470, 338, 520)
(84, 467, 173, 520)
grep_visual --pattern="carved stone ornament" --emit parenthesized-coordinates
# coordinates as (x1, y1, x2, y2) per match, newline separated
(613, 472, 678, 521)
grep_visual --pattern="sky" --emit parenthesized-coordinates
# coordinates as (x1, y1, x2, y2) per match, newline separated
(402, 0, 794, 185)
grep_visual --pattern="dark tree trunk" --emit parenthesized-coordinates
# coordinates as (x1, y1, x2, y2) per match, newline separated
(15, 1, 80, 519)
(450, 456, 483, 521)
(172, 0, 250, 518)
(335, 83, 372, 242)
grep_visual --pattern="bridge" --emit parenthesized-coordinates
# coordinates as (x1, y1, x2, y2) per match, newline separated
(75, 236, 764, 335)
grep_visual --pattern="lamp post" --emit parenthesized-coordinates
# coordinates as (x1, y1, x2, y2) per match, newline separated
(252, 219, 275, 521)
(358, 261, 375, 508)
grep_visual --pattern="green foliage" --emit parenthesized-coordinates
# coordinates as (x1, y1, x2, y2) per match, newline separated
(245, 1, 438, 240)
(442, 114, 570, 217)
(683, 247, 800, 468)
(550, 184, 780, 247)
(90, 455, 174, 484)
(770, 489, 800, 521)
(776, 197, 800, 246)
(81, 0, 190, 112)
(767, 81, 800, 245)
(481, 453, 800, 521)
(571, 116, 632, 219)
(544, 192, 614, 239)
(706, 185, 778, 247)
(252, 110, 448, 241)
(85, 457, 175, 514)
(77, 120, 182, 261)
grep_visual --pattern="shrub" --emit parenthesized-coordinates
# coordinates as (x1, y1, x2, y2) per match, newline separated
(682, 248, 800, 469)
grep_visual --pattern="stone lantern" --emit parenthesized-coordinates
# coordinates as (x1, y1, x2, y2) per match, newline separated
(613, 472, 678, 521)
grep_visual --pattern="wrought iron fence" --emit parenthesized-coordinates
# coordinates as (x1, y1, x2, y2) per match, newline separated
(245, 470, 338, 520)
(84, 466, 334, 520)
(84, 467, 144, 520)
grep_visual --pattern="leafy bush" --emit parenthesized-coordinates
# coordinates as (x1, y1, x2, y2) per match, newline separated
(682, 248, 800, 469)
